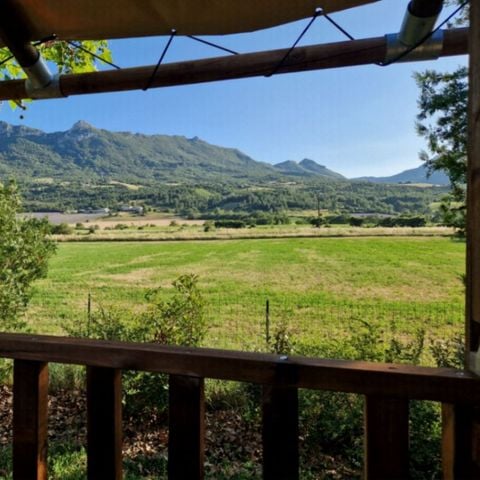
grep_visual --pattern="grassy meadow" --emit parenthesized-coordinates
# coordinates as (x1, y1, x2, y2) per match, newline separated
(26, 236, 466, 353)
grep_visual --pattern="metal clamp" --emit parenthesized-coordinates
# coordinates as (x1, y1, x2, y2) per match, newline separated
(25, 73, 64, 99)
(385, 29, 444, 64)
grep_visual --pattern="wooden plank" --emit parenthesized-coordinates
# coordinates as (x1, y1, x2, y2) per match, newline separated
(441, 403, 480, 479)
(0, 333, 479, 403)
(364, 395, 409, 480)
(13, 360, 48, 480)
(0, 28, 468, 101)
(465, 2, 480, 474)
(262, 385, 299, 480)
(466, 0, 480, 357)
(87, 367, 122, 480)
(168, 375, 205, 479)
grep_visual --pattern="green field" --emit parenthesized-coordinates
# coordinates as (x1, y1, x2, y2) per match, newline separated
(26, 236, 466, 352)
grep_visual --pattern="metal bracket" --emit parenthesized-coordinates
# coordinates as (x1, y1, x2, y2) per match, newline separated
(25, 73, 63, 99)
(23, 56, 64, 99)
(385, 29, 444, 63)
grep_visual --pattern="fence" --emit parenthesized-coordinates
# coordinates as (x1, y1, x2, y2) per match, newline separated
(2, 332, 480, 479)
(28, 290, 465, 354)
(202, 296, 464, 352)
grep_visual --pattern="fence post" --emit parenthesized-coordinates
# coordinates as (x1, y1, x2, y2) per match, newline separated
(265, 299, 270, 346)
(87, 293, 92, 336)
(13, 360, 48, 480)
(87, 367, 123, 480)
(169, 375, 205, 479)
(364, 395, 409, 480)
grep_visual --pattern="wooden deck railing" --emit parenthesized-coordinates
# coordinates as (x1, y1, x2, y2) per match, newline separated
(1, 332, 480, 479)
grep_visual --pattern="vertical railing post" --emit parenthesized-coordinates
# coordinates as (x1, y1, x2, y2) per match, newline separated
(364, 395, 409, 480)
(13, 360, 48, 480)
(262, 384, 299, 480)
(87, 367, 123, 480)
(466, 0, 480, 370)
(168, 375, 205, 479)
(465, 1, 480, 476)
(441, 403, 480, 479)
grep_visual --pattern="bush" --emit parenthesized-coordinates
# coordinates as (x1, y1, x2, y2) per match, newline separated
(66, 274, 206, 415)
(214, 220, 246, 229)
(50, 223, 73, 235)
(114, 223, 128, 230)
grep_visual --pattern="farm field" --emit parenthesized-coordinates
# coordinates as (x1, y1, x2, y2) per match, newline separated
(26, 236, 466, 354)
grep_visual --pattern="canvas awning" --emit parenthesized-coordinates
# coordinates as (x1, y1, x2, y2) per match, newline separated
(4, 0, 378, 43)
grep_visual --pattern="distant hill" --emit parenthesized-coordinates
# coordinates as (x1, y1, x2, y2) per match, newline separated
(0, 121, 450, 189)
(273, 158, 345, 179)
(0, 121, 287, 184)
(354, 163, 449, 185)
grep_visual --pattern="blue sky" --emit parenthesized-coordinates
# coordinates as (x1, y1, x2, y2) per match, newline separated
(0, 0, 467, 177)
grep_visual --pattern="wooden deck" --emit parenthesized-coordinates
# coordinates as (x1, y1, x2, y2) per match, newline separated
(2, 332, 480, 479)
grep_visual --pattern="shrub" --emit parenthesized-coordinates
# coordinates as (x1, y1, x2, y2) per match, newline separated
(214, 220, 246, 229)
(66, 274, 206, 415)
(50, 223, 73, 235)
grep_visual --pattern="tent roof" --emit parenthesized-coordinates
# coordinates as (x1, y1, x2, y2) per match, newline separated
(8, 0, 378, 42)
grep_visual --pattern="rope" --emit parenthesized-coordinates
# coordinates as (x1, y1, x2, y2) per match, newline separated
(323, 13, 355, 40)
(66, 40, 121, 70)
(186, 35, 239, 55)
(0, 54, 14, 68)
(143, 29, 177, 91)
(266, 8, 322, 78)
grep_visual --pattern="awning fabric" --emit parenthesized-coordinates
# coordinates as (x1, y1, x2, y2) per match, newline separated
(10, 0, 378, 41)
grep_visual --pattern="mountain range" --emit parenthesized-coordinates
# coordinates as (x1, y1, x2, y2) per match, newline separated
(0, 121, 449, 186)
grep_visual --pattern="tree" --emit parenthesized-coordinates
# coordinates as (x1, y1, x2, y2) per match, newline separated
(1, 39, 112, 109)
(415, 67, 467, 231)
(0, 181, 56, 330)
(414, 1, 469, 233)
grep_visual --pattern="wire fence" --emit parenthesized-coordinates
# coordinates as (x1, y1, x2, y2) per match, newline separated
(202, 296, 464, 352)
(28, 292, 464, 355)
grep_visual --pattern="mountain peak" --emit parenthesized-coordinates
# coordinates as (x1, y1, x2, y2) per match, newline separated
(70, 120, 95, 131)
(299, 158, 325, 169)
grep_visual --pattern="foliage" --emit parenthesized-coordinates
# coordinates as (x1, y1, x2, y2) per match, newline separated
(66, 274, 206, 414)
(49, 222, 73, 235)
(137, 274, 206, 347)
(415, 67, 468, 233)
(0, 181, 55, 331)
(1, 41, 111, 109)
(297, 322, 440, 479)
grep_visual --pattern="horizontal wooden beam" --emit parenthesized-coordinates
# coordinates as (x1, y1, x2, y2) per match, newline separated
(0, 333, 479, 403)
(0, 28, 468, 101)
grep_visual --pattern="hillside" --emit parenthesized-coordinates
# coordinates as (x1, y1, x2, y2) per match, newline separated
(274, 158, 345, 179)
(0, 121, 344, 184)
(0, 121, 278, 183)
(355, 163, 449, 185)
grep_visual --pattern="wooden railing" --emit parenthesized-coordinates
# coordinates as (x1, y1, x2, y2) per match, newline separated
(2, 332, 480, 479)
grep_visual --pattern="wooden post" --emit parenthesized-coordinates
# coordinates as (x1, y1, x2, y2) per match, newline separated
(168, 375, 205, 480)
(87, 367, 123, 480)
(466, 0, 480, 359)
(13, 360, 48, 480)
(462, 1, 480, 479)
(262, 385, 299, 480)
(441, 403, 480, 479)
(364, 395, 409, 480)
